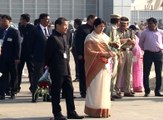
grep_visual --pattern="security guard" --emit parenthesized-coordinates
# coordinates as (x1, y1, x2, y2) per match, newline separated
(116, 16, 136, 97)
(0, 15, 20, 100)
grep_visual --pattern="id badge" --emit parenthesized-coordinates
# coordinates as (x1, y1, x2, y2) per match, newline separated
(63, 52, 68, 59)
(0, 39, 3, 47)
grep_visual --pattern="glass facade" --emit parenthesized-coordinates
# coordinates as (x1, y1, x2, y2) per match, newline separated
(0, 0, 97, 23)
(113, 0, 131, 21)
(101, 0, 131, 23)
(131, 10, 163, 24)
(0, 0, 133, 24)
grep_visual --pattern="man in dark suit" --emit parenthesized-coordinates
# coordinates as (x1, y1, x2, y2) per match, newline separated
(71, 18, 82, 82)
(0, 14, 3, 78)
(0, 15, 20, 100)
(0, 14, 3, 39)
(74, 14, 96, 98)
(45, 17, 84, 120)
(31, 13, 50, 102)
(17, 13, 35, 92)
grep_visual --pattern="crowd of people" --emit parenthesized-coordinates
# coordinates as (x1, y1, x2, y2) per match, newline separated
(0, 12, 163, 120)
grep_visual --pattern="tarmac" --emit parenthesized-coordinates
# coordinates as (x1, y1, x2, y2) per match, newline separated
(0, 55, 163, 120)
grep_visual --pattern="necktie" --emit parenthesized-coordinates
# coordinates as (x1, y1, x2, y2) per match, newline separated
(44, 28, 48, 36)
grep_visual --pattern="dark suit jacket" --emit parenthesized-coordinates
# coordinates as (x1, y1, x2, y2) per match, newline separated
(0, 28, 4, 72)
(1, 27, 20, 62)
(32, 25, 47, 63)
(75, 23, 93, 57)
(19, 23, 35, 59)
(0, 28, 4, 39)
(45, 30, 70, 76)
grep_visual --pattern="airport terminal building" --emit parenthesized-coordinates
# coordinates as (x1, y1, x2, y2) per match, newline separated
(0, 0, 131, 23)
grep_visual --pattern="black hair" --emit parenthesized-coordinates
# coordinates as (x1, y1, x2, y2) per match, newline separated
(38, 13, 49, 22)
(147, 17, 157, 24)
(21, 13, 30, 22)
(74, 18, 82, 26)
(120, 17, 129, 22)
(87, 14, 96, 21)
(54, 17, 67, 28)
(0, 14, 3, 19)
(129, 25, 138, 31)
(93, 18, 106, 27)
(34, 19, 39, 26)
(110, 18, 120, 24)
(1, 14, 12, 21)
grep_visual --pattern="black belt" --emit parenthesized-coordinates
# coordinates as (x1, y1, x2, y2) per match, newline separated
(121, 48, 132, 51)
(144, 50, 161, 53)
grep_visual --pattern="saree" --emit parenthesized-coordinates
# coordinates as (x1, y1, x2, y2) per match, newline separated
(84, 31, 111, 118)
(132, 35, 143, 92)
(119, 35, 143, 92)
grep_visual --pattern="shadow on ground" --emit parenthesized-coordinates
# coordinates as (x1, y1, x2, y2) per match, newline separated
(0, 95, 85, 105)
(149, 77, 163, 91)
(0, 117, 51, 120)
(114, 96, 163, 102)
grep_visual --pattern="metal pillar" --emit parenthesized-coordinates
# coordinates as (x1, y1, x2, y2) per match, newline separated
(60, 0, 62, 17)
(9, 0, 11, 16)
(35, 0, 37, 18)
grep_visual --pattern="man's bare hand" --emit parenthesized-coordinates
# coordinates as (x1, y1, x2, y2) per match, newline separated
(110, 42, 120, 49)
(127, 38, 135, 46)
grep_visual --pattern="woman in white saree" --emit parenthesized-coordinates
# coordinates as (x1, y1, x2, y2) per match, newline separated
(84, 18, 115, 118)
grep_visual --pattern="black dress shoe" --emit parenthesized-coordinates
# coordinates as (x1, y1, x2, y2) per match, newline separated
(54, 114, 67, 120)
(111, 97, 115, 101)
(81, 95, 86, 98)
(10, 93, 15, 99)
(124, 92, 134, 97)
(10, 94, 15, 99)
(5, 91, 11, 96)
(32, 93, 38, 103)
(144, 93, 149, 97)
(112, 94, 122, 99)
(16, 87, 21, 93)
(32, 97, 37, 103)
(130, 90, 135, 94)
(0, 95, 5, 100)
(155, 93, 163, 96)
(67, 111, 84, 119)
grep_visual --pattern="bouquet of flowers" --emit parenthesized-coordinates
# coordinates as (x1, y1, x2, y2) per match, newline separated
(33, 69, 51, 102)
(38, 69, 51, 88)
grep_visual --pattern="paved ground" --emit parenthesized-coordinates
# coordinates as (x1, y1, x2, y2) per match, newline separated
(0, 55, 163, 120)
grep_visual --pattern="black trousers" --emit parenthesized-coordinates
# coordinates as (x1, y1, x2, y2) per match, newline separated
(18, 56, 34, 90)
(50, 73, 75, 117)
(78, 59, 86, 97)
(71, 47, 79, 79)
(31, 61, 44, 93)
(143, 50, 162, 94)
(0, 60, 18, 96)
